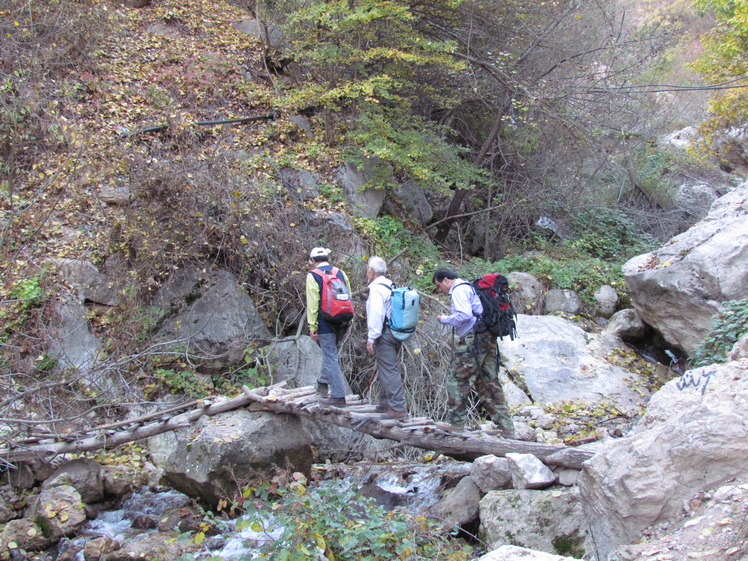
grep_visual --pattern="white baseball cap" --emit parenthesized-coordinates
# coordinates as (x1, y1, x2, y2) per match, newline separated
(309, 247, 330, 259)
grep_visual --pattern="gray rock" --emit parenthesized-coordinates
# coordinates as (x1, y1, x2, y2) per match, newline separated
(623, 182, 748, 354)
(161, 409, 314, 507)
(266, 335, 323, 387)
(499, 315, 651, 413)
(675, 182, 719, 220)
(43, 458, 104, 504)
(31, 484, 87, 540)
(543, 289, 580, 314)
(578, 360, 748, 559)
(334, 160, 389, 218)
(479, 545, 580, 561)
(52, 258, 120, 306)
(280, 167, 319, 201)
(99, 183, 131, 206)
(153, 266, 271, 374)
(603, 308, 647, 341)
(426, 475, 481, 528)
(232, 19, 285, 49)
(101, 531, 193, 561)
(0, 518, 49, 552)
(728, 333, 748, 361)
(395, 180, 433, 225)
(480, 487, 587, 557)
(507, 272, 544, 315)
(470, 455, 512, 493)
(593, 284, 619, 318)
(505, 453, 557, 489)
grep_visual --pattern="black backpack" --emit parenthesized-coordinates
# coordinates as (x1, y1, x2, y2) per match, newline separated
(471, 273, 517, 340)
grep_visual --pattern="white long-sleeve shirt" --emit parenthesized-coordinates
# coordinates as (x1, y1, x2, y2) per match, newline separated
(366, 276, 394, 344)
(439, 279, 482, 338)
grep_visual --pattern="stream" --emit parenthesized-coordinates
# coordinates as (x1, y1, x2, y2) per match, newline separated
(69, 460, 473, 560)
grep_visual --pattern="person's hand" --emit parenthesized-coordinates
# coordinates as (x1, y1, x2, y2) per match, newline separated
(366, 341, 375, 355)
(310, 330, 318, 342)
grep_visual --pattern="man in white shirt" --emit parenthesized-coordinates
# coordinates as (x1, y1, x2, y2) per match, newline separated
(434, 267, 514, 436)
(366, 256, 408, 420)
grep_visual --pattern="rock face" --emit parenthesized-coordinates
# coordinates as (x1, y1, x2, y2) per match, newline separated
(334, 160, 388, 218)
(578, 359, 748, 559)
(153, 267, 271, 374)
(622, 183, 748, 355)
(159, 409, 314, 506)
(499, 315, 651, 413)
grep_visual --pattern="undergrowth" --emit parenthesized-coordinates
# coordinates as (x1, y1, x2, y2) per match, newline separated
(690, 299, 748, 367)
(202, 472, 475, 561)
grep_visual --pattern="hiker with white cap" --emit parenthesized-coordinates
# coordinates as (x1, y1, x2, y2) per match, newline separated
(305, 247, 354, 407)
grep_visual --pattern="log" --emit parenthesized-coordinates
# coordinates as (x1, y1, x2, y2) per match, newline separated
(239, 386, 594, 469)
(1, 392, 254, 462)
(0, 384, 595, 470)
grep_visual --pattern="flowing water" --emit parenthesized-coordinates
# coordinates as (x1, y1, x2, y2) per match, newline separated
(70, 460, 471, 560)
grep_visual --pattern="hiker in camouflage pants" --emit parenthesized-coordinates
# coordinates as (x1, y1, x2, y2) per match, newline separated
(434, 268, 514, 435)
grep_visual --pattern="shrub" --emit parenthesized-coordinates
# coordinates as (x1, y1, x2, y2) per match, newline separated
(564, 207, 657, 262)
(240, 474, 474, 561)
(690, 299, 748, 367)
(454, 255, 626, 311)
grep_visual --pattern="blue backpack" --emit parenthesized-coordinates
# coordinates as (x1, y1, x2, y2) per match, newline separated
(387, 285, 420, 342)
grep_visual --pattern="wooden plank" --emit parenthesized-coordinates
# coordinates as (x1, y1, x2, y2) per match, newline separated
(0, 384, 596, 470)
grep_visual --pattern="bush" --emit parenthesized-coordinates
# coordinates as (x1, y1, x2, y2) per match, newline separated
(564, 207, 657, 262)
(454, 254, 626, 311)
(240, 474, 474, 561)
(690, 299, 748, 367)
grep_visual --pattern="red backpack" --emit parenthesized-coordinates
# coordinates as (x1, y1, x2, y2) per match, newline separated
(312, 267, 354, 325)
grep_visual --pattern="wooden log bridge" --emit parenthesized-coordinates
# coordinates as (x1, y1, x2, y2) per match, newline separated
(2, 383, 594, 469)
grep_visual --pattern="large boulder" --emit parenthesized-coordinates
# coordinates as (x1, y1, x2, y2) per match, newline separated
(334, 160, 388, 218)
(506, 272, 544, 315)
(266, 335, 323, 387)
(622, 183, 748, 355)
(43, 459, 104, 504)
(158, 409, 314, 507)
(479, 545, 580, 561)
(499, 315, 651, 413)
(51, 258, 120, 306)
(47, 297, 105, 382)
(479, 487, 587, 558)
(153, 266, 271, 374)
(578, 359, 748, 559)
(31, 478, 88, 540)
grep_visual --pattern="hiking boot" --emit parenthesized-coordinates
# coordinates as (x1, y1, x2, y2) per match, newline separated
(316, 382, 329, 398)
(380, 409, 409, 421)
(319, 396, 347, 407)
(374, 403, 388, 413)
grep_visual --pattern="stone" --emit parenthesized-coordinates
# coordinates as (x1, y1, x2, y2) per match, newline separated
(543, 289, 580, 314)
(479, 544, 580, 561)
(426, 476, 481, 528)
(499, 315, 651, 413)
(505, 453, 557, 490)
(159, 409, 314, 507)
(623, 183, 748, 354)
(334, 159, 389, 218)
(480, 487, 587, 558)
(578, 360, 748, 559)
(470, 455, 512, 493)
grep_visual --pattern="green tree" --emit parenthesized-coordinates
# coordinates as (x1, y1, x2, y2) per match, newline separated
(278, 0, 485, 192)
(690, 0, 748, 159)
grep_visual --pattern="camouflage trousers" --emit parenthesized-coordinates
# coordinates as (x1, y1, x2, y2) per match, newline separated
(446, 330, 513, 431)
